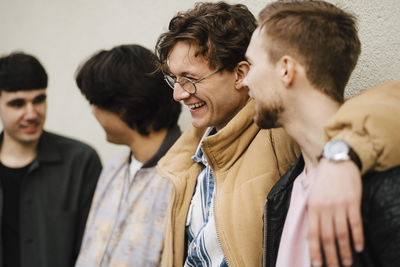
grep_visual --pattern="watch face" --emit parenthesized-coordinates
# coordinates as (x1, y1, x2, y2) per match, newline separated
(324, 140, 350, 161)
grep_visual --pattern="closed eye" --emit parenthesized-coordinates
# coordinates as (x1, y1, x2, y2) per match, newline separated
(183, 76, 196, 82)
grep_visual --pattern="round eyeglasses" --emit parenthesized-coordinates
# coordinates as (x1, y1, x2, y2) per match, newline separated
(164, 68, 222, 94)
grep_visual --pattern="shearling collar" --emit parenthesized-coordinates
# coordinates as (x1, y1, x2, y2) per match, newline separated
(158, 99, 259, 176)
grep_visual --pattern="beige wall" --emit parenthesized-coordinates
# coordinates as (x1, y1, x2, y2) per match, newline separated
(1, 0, 399, 163)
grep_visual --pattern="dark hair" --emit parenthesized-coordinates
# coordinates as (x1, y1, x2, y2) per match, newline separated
(75, 44, 181, 136)
(0, 52, 48, 92)
(259, 1, 361, 102)
(156, 1, 257, 73)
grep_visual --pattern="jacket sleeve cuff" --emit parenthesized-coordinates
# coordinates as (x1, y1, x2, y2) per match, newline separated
(324, 129, 378, 175)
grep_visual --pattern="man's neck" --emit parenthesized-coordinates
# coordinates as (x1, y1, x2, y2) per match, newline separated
(0, 134, 39, 168)
(128, 128, 168, 164)
(283, 88, 340, 172)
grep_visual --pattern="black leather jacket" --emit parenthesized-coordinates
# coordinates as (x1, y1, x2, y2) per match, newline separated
(263, 156, 400, 267)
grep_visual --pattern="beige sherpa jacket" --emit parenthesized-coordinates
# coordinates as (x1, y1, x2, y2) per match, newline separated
(158, 100, 299, 266)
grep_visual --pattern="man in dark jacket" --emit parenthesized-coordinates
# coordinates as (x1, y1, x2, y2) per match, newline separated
(244, 1, 400, 267)
(0, 52, 102, 267)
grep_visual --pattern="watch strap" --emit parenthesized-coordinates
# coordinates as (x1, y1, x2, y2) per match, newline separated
(348, 146, 362, 171)
(318, 143, 362, 171)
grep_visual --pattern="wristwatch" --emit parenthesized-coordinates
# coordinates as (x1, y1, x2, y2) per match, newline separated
(321, 140, 362, 170)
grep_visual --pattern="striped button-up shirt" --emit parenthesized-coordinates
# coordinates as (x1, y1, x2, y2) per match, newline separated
(184, 128, 227, 267)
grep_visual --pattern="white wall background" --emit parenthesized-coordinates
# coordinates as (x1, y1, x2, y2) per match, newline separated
(1, 0, 399, 164)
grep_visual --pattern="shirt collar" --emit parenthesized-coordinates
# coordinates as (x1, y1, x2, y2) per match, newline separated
(141, 124, 181, 168)
(192, 127, 217, 165)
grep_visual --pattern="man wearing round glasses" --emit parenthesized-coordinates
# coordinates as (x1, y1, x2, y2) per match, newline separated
(157, 5, 275, 264)
(156, 2, 400, 267)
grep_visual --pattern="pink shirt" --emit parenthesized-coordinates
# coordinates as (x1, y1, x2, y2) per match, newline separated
(276, 167, 317, 267)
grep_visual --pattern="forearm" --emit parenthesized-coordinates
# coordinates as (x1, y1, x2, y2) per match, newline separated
(324, 80, 400, 173)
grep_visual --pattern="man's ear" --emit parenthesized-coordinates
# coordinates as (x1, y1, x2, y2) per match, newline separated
(234, 61, 250, 90)
(279, 56, 296, 88)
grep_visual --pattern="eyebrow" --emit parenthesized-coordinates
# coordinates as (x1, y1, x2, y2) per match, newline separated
(171, 71, 197, 78)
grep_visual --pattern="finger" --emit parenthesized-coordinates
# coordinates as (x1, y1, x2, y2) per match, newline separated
(333, 209, 352, 266)
(320, 211, 339, 267)
(348, 204, 364, 252)
(308, 209, 323, 267)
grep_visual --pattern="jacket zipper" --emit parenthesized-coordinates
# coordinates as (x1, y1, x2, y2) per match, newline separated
(202, 138, 233, 266)
(263, 199, 268, 267)
(267, 198, 274, 267)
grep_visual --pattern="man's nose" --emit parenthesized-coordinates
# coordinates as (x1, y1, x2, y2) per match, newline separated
(173, 83, 191, 102)
(25, 103, 38, 119)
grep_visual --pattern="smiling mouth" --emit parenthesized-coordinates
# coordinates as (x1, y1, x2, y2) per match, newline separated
(21, 123, 40, 131)
(187, 102, 206, 110)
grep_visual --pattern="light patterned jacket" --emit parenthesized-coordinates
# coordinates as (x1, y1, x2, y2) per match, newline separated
(75, 126, 180, 267)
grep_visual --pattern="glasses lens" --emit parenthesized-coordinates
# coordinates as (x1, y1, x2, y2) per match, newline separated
(180, 78, 195, 94)
(186, 82, 196, 94)
(164, 76, 196, 94)
(164, 76, 175, 89)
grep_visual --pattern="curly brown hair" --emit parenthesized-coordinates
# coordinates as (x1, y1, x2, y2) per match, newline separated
(156, 1, 257, 73)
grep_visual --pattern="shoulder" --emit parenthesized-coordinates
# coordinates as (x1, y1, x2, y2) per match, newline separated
(41, 131, 99, 156)
(102, 150, 130, 172)
(39, 131, 102, 171)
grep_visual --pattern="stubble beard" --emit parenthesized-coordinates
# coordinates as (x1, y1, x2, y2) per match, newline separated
(254, 101, 284, 129)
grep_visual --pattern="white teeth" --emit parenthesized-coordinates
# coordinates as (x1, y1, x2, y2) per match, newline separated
(188, 102, 205, 109)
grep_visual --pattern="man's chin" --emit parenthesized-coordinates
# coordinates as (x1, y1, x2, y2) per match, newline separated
(191, 118, 208, 129)
(254, 111, 281, 129)
(20, 130, 43, 144)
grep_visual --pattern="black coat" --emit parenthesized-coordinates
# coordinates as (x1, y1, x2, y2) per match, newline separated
(0, 131, 102, 267)
(264, 156, 400, 267)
